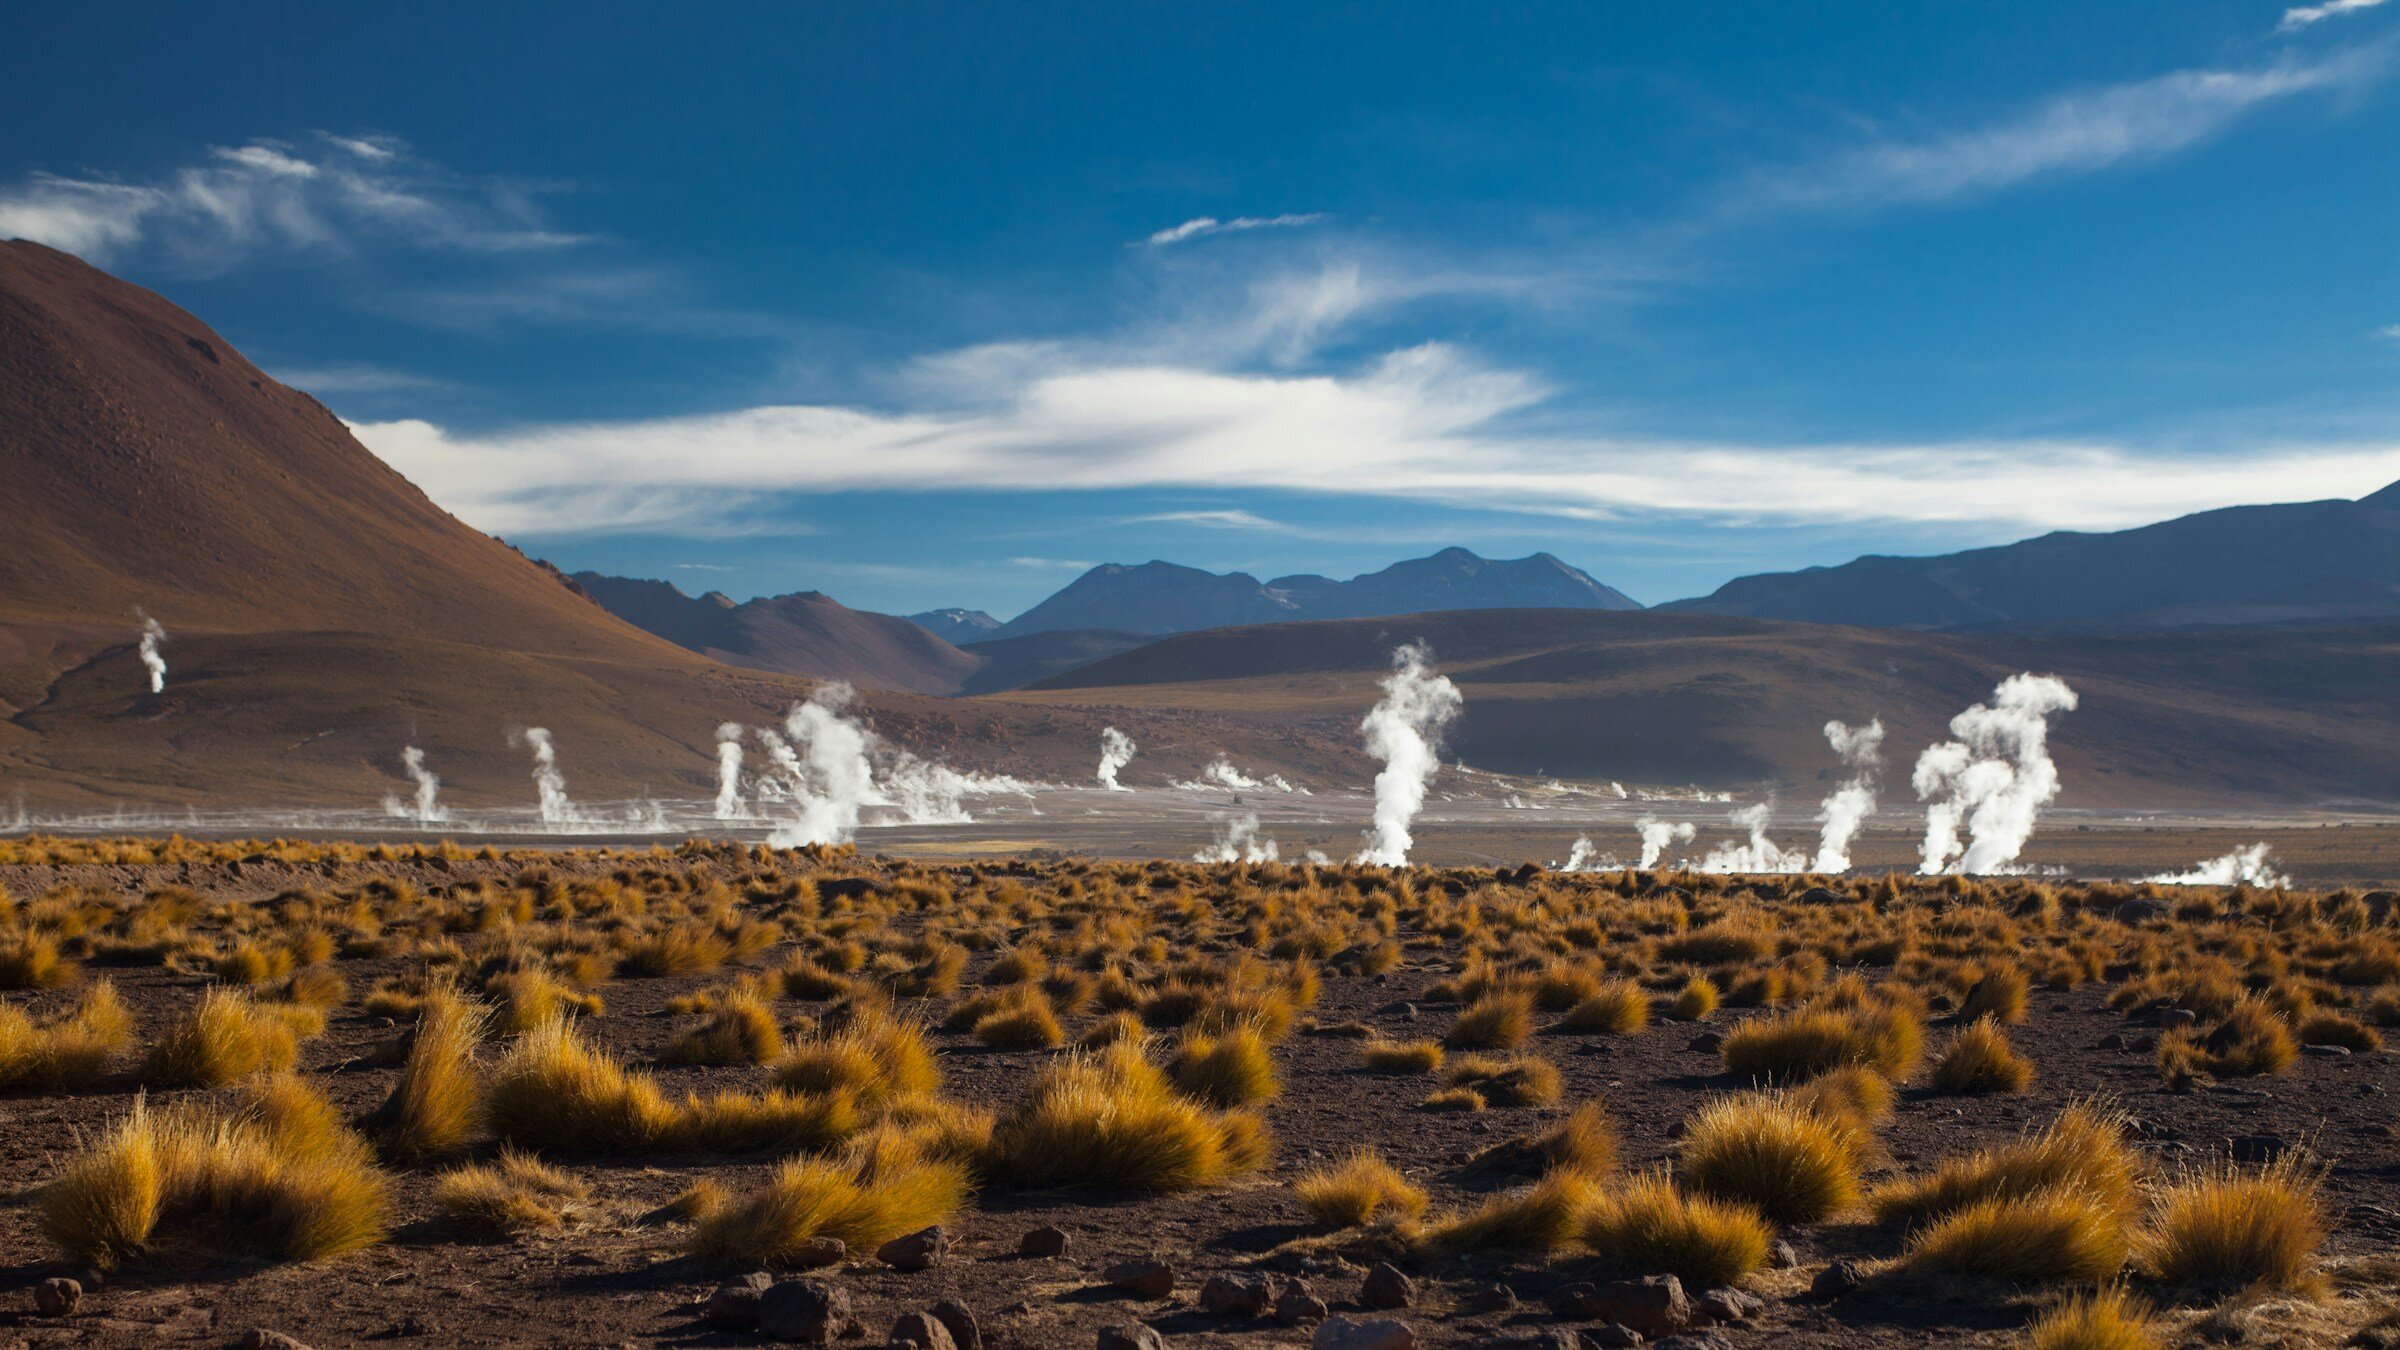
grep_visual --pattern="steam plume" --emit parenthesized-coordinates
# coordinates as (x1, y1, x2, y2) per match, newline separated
(713, 722, 747, 820)
(1097, 726, 1136, 791)
(136, 615, 168, 693)
(381, 745, 447, 824)
(768, 683, 878, 847)
(1354, 643, 1462, 866)
(1178, 756, 1300, 794)
(1699, 802, 1807, 874)
(1195, 812, 1279, 863)
(515, 727, 578, 826)
(1560, 837, 1616, 872)
(2146, 844, 2288, 888)
(1913, 674, 2079, 875)
(1812, 718, 1884, 873)
(1637, 815, 1696, 869)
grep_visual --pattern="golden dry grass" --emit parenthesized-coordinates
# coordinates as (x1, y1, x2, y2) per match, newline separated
(1678, 1093, 1863, 1223)
(2137, 1156, 2324, 1292)
(1933, 1017, 2036, 1095)
(1582, 1170, 1772, 1286)
(1294, 1148, 1429, 1227)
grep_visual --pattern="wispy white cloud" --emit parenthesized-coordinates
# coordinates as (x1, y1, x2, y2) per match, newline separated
(2282, 0, 2392, 31)
(2377, 324, 2400, 341)
(1008, 557, 1096, 570)
(1131, 509, 1285, 530)
(353, 338, 2400, 540)
(1734, 42, 2392, 216)
(1146, 213, 1328, 246)
(267, 362, 451, 395)
(0, 132, 589, 268)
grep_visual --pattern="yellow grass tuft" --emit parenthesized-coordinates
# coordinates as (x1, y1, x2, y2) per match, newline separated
(692, 1132, 970, 1267)
(1446, 989, 1536, 1050)
(773, 1015, 940, 1106)
(1670, 975, 1721, 1021)
(1933, 1018, 2036, 1095)
(661, 991, 785, 1066)
(1443, 1053, 1563, 1108)
(1424, 1167, 1602, 1251)
(987, 1041, 1267, 1191)
(1294, 1148, 1429, 1227)
(486, 1015, 675, 1153)
(1721, 1004, 1921, 1083)
(1903, 1189, 2131, 1284)
(2137, 1156, 2324, 1292)
(141, 987, 306, 1087)
(2025, 1287, 2161, 1350)
(1168, 1023, 1280, 1107)
(1870, 1102, 2139, 1229)
(1361, 1037, 1444, 1073)
(1678, 1093, 1862, 1223)
(0, 979, 133, 1090)
(435, 1149, 589, 1236)
(1561, 979, 1651, 1034)
(372, 985, 486, 1161)
(1582, 1170, 1772, 1287)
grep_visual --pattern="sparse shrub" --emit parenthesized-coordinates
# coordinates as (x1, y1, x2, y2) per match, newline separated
(690, 1142, 970, 1267)
(1362, 1038, 1444, 1073)
(141, 987, 304, 1087)
(1445, 990, 1535, 1050)
(1422, 1085, 1486, 1111)
(669, 1088, 860, 1154)
(0, 979, 132, 1090)
(1294, 1149, 1428, 1227)
(661, 992, 784, 1066)
(1168, 1023, 1279, 1107)
(987, 1041, 1267, 1191)
(1679, 1093, 1861, 1223)
(1721, 1004, 1920, 1083)
(972, 999, 1065, 1050)
(1077, 1010, 1146, 1049)
(1670, 975, 1721, 1021)
(2295, 1010, 2380, 1052)
(1904, 1189, 2131, 1284)
(773, 1015, 939, 1105)
(1871, 1102, 2138, 1229)
(2137, 1156, 2323, 1292)
(486, 1015, 674, 1153)
(1582, 1170, 1771, 1286)
(1934, 1018, 2035, 1095)
(1425, 1167, 1601, 1251)
(1961, 965, 2030, 1024)
(618, 925, 732, 978)
(1561, 980, 1650, 1034)
(1530, 1101, 1620, 1176)
(371, 985, 486, 1161)
(2025, 1287, 2160, 1350)
(1787, 1065, 1894, 1128)
(0, 930, 76, 990)
(435, 1149, 588, 1236)
(1443, 1053, 1562, 1107)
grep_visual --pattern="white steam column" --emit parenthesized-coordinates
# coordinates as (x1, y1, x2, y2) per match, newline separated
(1354, 642, 1463, 867)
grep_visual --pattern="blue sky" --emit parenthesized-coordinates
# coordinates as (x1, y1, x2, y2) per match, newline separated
(6, 1, 2399, 617)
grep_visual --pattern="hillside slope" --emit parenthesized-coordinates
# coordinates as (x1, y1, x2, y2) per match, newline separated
(572, 573, 980, 696)
(1665, 488, 2400, 629)
(1013, 609, 2400, 808)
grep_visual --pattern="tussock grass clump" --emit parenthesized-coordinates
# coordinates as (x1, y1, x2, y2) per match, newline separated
(1424, 1168, 1602, 1252)
(0, 930, 77, 990)
(1678, 1093, 1862, 1223)
(1423, 1085, 1486, 1110)
(1721, 1003, 1920, 1083)
(1361, 1038, 1444, 1073)
(1870, 1102, 2139, 1229)
(435, 1149, 588, 1236)
(1582, 1170, 1772, 1287)
(1530, 1101, 1620, 1176)
(0, 979, 133, 1090)
(661, 992, 784, 1066)
(1443, 1053, 1562, 1107)
(1788, 1065, 1894, 1128)
(669, 1088, 861, 1154)
(2295, 1010, 2381, 1052)
(1168, 1023, 1279, 1107)
(1561, 980, 1650, 1034)
(486, 1016, 674, 1153)
(371, 986, 486, 1162)
(39, 1083, 391, 1269)
(972, 999, 1065, 1050)
(1670, 975, 1721, 1021)
(2137, 1156, 2323, 1292)
(141, 987, 306, 1087)
(1446, 990, 1536, 1050)
(618, 925, 732, 978)
(1294, 1148, 1428, 1227)
(1961, 965, 2031, 1024)
(1076, 1010, 1146, 1050)
(1934, 1018, 2035, 1095)
(987, 1042, 1268, 1191)
(773, 1015, 940, 1106)
(690, 1141, 971, 1267)
(1903, 1190, 2131, 1284)
(2025, 1287, 2160, 1350)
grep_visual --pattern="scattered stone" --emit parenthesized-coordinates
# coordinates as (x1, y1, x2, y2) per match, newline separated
(786, 1236, 847, 1268)
(1580, 1277, 1691, 1340)
(1768, 1240, 1801, 1269)
(1811, 1259, 1869, 1301)
(877, 1225, 950, 1272)
(2304, 1043, 2353, 1057)
(1276, 1286, 1332, 1324)
(759, 1279, 851, 1344)
(1199, 1273, 1273, 1317)
(1587, 1328, 1644, 1348)
(2160, 1008, 2199, 1030)
(1361, 1262, 1417, 1310)
(1493, 1332, 1581, 1349)
(1465, 1283, 1518, 1313)
(235, 1334, 309, 1350)
(705, 1272, 776, 1331)
(1019, 1225, 1071, 1257)
(2230, 1134, 2289, 1164)
(1692, 1288, 1762, 1325)
(1105, 1259, 1177, 1299)
(888, 1310, 959, 1350)
(1686, 1031, 1725, 1054)
(2098, 1033, 2126, 1050)
(1096, 1324, 1166, 1350)
(1797, 886, 1840, 905)
(2114, 898, 2172, 924)
(1314, 1315, 1418, 1350)
(930, 1299, 981, 1350)
(34, 1278, 81, 1318)
(1653, 1335, 1734, 1350)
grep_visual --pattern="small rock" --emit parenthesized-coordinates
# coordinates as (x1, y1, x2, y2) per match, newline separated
(1653, 1335, 1734, 1350)
(1797, 886, 1841, 905)
(887, 1310, 958, 1350)
(1465, 1283, 1518, 1312)
(1276, 1287, 1331, 1324)
(1105, 1259, 1177, 1299)
(1769, 1240, 1801, 1269)
(2159, 1008, 2199, 1030)
(759, 1279, 851, 1344)
(1361, 1262, 1417, 1310)
(2098, 1033, 2126, 1050)
(34, 1278, 81, 1318)
(1314, 1316, 1417, 1350)
(877, 1225, 950, 1272)
(2230, 1134, 2289, 1164)
(930, 1299, 981, 1350)
(1199, 1273, 1273, 1317)
(1692, 1288, 1762, 1324)
(705, 1272, 775, 1331)
(2114, 897, 2172, 924)
(1581, 1277, 1691, 1340)
(1587, 1329, 1644, 1348)
(2304, 1043, 2353, 1058)
(1811, 1259, 1869, 1300)
(1096, 1325, 1166, 1350)
(1019, 1225, 1071, 1257)
(786, 1236, 848, 1268)
(1686, 1031, 1725, 1053)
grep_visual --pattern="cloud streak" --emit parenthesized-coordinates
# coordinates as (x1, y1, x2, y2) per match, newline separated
(0, 133, 588, 268)
(1146, 213, 1328, 246)
(2282, 0, 2391, 31)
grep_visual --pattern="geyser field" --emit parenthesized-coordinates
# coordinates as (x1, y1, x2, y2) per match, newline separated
(2, 838, 2399, 1349)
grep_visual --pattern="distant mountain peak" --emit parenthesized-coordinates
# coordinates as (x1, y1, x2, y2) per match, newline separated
(2364, 479, 2400, 511)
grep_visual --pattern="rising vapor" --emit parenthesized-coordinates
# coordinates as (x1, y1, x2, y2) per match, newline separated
(2146, 844, 2289, 888)
(1637, 815, 1696, 869)
(1913, 674, 2079, 875)
(714, 721, 748, 820)
(1699, 802, 1806, 874)
(1354, 643, 1462, 867)
(767, 684, 878, 847)
(381, 745, 447, 824)
(1813, 718, 1885, 873)
(515, 727, 579, 827)
(1097, 726, 1136, 791)
(136, 614, 168, 693)
(1195, 812, 1279, 863)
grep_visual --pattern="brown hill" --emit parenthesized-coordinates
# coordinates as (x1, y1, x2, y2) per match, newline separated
(0, 243, 1334, 809)
(1009, 608, 2400, 809)
(571, 573, 981, 696)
